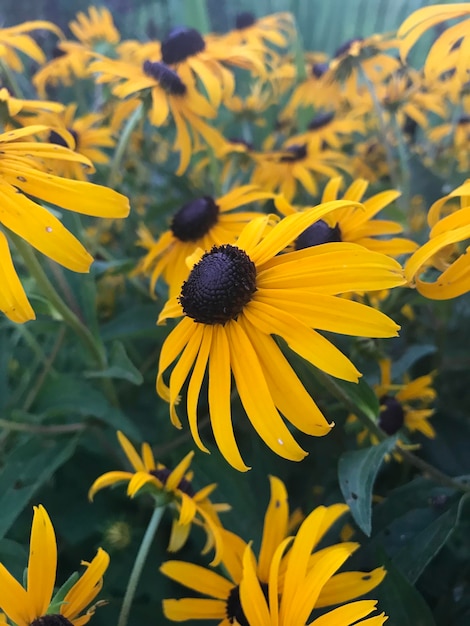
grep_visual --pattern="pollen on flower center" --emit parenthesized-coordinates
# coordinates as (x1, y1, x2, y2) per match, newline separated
(235, 12, 257, 29)
(226, 582, 268, 626)
(161, 26, 206, 64)
(49, 128, 79, 149)
(280, 143, 307, 162)
(378, 395, 405, 435)
(142, 60, 187, 95)
(150, 467, 195, 497)
(179, 244, 257, 325)
(171, 196, 220, 242)
(31, 615, 74, 626)
(295, 219, 342, 250)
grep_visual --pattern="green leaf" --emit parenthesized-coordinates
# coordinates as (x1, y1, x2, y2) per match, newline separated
(392, 344, 437, 380)
(338, 435, 398, 536)
(0, 436, 78, 541)
(393, 502, 460, 584)
(85, 341, 143, 385)
(34, 375, 141, 440)
(374, 556, 436, 626)
(101, 304, 161, 341)
(335, 376, 380, 422)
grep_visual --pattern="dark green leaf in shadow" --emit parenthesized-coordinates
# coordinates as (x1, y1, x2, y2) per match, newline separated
(338, 435, 398, 536)
(85, 341, 143, 385)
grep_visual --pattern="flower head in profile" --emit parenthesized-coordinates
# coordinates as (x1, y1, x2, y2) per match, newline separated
(0, 20, 63, 72)
(221, 11, 296, 50)
(89, 431, 228, 565)
(157, 205, 406, 471)
(69, 6, 120, 47)
(278, 176, 418, 257)
(0, 125, 129, 323)
(161, 476, 386, 625)
(349, 358, 436, 446)
(89, 54, 225, 174)
(405, 179, 470, 299)
(137, 185, 275, 297)
(0, 505, 109, 626)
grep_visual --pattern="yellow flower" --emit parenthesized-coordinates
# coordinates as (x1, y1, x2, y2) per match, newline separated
(137, 185, 275, 297)
(0, 20, 62, 72)
(30, 103, 115, 180)
(89, 431, 229, 565)
(405, 179, 470, 299)
(277, 176, 418, 257)
(157, 206, 405, 470)
(0, 505, 109, 626)
(397, 3, 470, 84)
(220, 12, 296, 50)
(162, 476, 386, 625)
(69, 6, 120, 46)
(0, 125, 129, 323)
(251, 138, 350, 201)
(90, 55, 225, 174)
(0, 88, 64, 121)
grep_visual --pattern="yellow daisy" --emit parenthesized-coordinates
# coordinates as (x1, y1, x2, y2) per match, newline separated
(69, 6, 120, 47)
(162, 476, 386, 625)
(221, 12, 295, 50)
(137, 185, 275, 298)
(0, 125, 129, 323)
(157, 206, 406, 471)
(349, 358, 436, 447)
(277, 176, 418, 257)
(0, 20, 62, 72)
(251, 138, 350, 201)
(0, 505, 109, 626)
(89, 431, 228, 565)
(0, 87, 64, 121)
(30, 103, 115, 180)
(33, 41, 91, 98)
(405, 179, 470, 299)
(397, 3, 470, 84)
(89, 55, 225, 174)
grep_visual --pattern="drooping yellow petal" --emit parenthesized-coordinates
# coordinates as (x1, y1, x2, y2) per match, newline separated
(160, 561, 233, 599)
(311, 600, 385, 626)
(258, 476, 289, 582)
(117, 431, 145, 472)
(88, 471, 133, 500)
(316, 567, 386, 608)
(187, 325, 212, 453)
(27, 505, 56, 622)
(0, 230, 35, 323)
(239, 545, 271, 626)
(61, 549, 110, 620)
(127, 472, 159, 498)
(163, 598, 227, 621)
(168, 519, 191, 554)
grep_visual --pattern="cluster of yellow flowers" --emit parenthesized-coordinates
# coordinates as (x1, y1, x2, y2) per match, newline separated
(0, 4, 468, 626)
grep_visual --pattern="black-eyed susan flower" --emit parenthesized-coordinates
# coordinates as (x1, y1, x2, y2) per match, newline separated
(251, 138, 350, 201)
(30, 103, 115, 180)
(405, 179, 470, 299)
(0, 20, 62, 73)
(287, 110, 366, 151)
(89, 431, 228, 565)
(0, 87, 65, 122)
(90, 55, 225, 174)
(137, 185, 275, 297)
(0, 124, 129, 323)
(0, 504, 109, 626)
(161, 476, 386, 624)
(221, 11, 295, 50)
(278, 176, 418, 257)
(349, 358, 436, 446)
(69, 6, 120, 47)
(157, 206, 406, 471)
(397, 3, 470, 84)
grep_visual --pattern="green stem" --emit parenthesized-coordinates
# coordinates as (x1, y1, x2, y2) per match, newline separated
(117, 506, 166, 626)
(314, 369, 470, 493)
(108, 101, 143, 188)
(0, 60, 24, 99)
(12, 234, 105, 366)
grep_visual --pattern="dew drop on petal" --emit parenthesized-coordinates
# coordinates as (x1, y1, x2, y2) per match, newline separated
(46, 226, 53, 233)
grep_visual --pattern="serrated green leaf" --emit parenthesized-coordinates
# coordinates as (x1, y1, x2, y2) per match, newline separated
(338, 435, 398, 536)
(374, 556, 436, 626)
(0, 436, 78, 541)
(393, 502, 460, 584)
(85, 341, 143, 385)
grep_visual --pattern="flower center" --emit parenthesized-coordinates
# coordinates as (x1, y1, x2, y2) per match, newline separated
(226, 582, 268, 626)
(171, 197, 219, 242)
(150, 468, 195, 497)
(161, 27, 206, 64)
(280, 143, 307, 162)
(295, 220, 342, 250)
(311, 62, 328, 78)
(308, 111, 335, 131)
(142, 61, 187, 95)
(31, 616, 74, 626)
(378, 395, 405, 435)
(179, 244, 257, 325)
(235, 12, 256, 29)
(52, 45, 67, 59)
(49, 128, 79, 149)
(333, 37, 364, 58)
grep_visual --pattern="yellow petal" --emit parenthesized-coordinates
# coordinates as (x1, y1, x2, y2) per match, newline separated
(0, 562, 30, 626)
(0, 230, 35, 323)
(258, 477, 289, 582)
(27, 505, 56, 621)
(88, 471, 133, 500)
(61, 548, 110, 620)
(160, 561, 233, 598)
